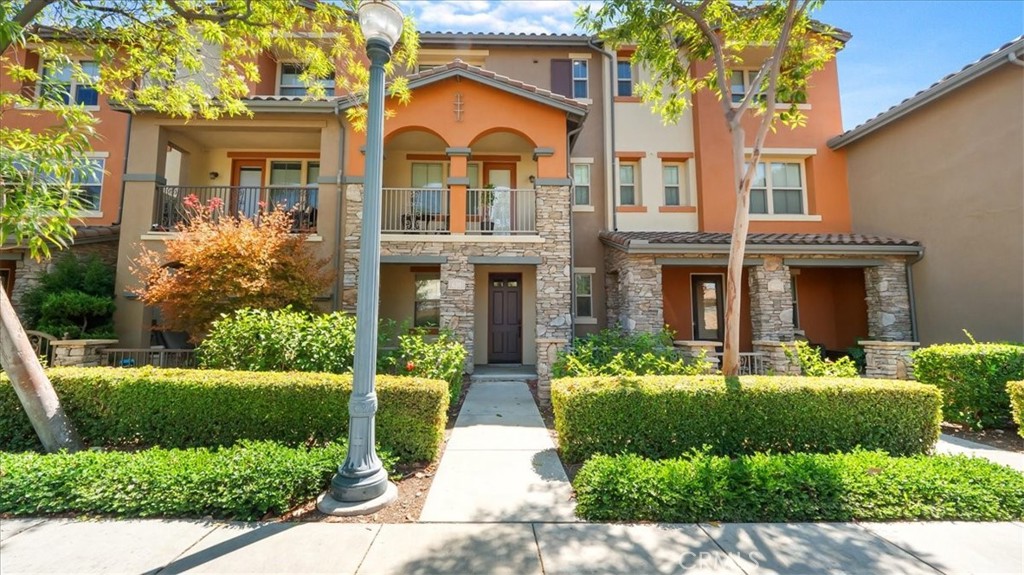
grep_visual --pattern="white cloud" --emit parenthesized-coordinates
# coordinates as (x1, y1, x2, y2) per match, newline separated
(400, 0, 585, 34)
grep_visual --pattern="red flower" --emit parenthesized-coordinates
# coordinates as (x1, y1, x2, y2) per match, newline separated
(406, 361, 415, 372)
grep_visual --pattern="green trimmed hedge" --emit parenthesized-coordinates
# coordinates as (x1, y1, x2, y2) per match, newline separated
(913, 343, 1024, 429)
(1010, 381, 1024, 437)
(0, 440, 393, 520)
(0, 367, 448, 462)
(574, 450, 1024, 522)
(552, 376, 942, 462)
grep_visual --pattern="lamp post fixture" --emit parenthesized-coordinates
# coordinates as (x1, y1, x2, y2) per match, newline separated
(317, 0, 404, 516)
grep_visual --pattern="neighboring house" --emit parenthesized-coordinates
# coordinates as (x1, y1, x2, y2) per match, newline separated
(0, 41, 125, 322)
(830, 37, 1024, 345)
(602, 32, 923, 370)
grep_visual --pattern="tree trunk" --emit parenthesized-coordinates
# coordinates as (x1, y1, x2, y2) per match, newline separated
(721, 125, 752, 377)
(0, 287, 83, 453)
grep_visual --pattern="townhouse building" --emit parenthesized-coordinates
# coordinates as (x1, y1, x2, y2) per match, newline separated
(5, 23, 926, 388)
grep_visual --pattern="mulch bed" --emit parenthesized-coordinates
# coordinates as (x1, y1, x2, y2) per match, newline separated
(941, 422, 1024, 454)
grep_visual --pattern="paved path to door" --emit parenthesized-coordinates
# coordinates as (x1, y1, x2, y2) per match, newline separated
(936, 433, 1024, 472)
(419, 380, 577, 522)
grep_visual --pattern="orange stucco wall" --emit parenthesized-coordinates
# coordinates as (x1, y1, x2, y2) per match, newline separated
(344, 77, 569, 179)
(663, 266, 753, 351)
(793, 267, 867, 351)
(1, 48, 129, 226)
(690, 56, 851, 234)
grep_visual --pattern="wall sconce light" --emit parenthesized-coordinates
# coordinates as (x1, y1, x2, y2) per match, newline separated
(209, 171, 219, 180)
(528, 175, 536, 185)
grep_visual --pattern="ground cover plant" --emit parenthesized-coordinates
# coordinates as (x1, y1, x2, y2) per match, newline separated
(552, 375, 942, 462)
(913, 342, 1024, 429)
(553, 328, 709, 378)
(0, 440, 396, 520)
(197, 308, 466, 401)
(573, 450, 1024, 523)
(0, 367, 448, 462)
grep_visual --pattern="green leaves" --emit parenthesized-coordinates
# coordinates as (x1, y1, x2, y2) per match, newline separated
(574, 450, 1024, 523)
(913, 343, 1024, 429)
(1009, 381, 1024, 438)
(785, 340, 860, 377)
(22, 253, 116, 339)
(551, 375, 943, 463)
(553, 328, 710, 378)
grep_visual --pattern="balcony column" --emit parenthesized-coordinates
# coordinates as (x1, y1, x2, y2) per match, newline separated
(446, 147, 470, 234)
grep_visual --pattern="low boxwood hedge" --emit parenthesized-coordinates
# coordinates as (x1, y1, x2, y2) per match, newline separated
(552, 376, 942, 462)
(913, 343, 1024, 429)
(1009, 380, 1024, 437)
(574, 450, 1024, 523)
(0, 440, 392, 520)
(0, 367, 448, 462)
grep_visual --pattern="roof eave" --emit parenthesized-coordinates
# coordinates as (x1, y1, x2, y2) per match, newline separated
(602, 237, 922, 257)
(420, 33, 595, 47)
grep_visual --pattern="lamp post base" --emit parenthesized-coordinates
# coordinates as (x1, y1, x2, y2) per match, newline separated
(316, 481, 398, 516)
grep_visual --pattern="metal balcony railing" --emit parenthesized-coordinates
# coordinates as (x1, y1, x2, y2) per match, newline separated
(466, 188, 536, 235)
(154, 186, 318, 232)
(382, 187, 451, 233)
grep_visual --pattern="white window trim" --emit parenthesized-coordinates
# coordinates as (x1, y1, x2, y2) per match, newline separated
(275, 61, 335, 97)
(747, 157, 810, 217)
(574, 272, 595, 319)
(36, 58, 100, 110)
(572, 162, 592, 207)
(267, 159, 321, 187)
(660, 162, 687, 207)
(729, 69, 812, 110)
(618, 160, 640, 206)
(616, 59, 635, 97)
(571, 58, 589, 101)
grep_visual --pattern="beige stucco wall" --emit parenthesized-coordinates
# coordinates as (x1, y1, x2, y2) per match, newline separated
(473, 264, 538, 366)
(845, 64, 1024, 344)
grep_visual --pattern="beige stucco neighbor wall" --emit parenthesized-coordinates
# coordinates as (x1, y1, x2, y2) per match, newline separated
(844, 65, 1024, 345)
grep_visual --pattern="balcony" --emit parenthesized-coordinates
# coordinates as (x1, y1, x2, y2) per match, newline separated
(154, 185, 318, 232)
(381, 187, 537, 235)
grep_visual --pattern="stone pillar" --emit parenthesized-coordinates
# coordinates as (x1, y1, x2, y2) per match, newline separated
(606, 249, 662, 333)
(535, 337, 567, 403)
(49, 339, 119, 368)
(748, 256, 795, 342)
(441, 252, 475, 374)
(864, 258, 912, 341)
(534, 184, 573, 347)
(673, 340, 719, 372)
(341, 183, 365, 312)
(860, 340, 918, 380)
(752, 341, 801, 375)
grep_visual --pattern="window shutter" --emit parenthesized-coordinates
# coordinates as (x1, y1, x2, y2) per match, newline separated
(21, 51, 40, 99)
(550, 59, 572, 98)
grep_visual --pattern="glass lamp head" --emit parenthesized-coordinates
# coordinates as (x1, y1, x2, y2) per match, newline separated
(358, 0, 404, 48)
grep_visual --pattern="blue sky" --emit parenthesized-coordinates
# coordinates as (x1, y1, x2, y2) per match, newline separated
(400, 0, 1023, 130)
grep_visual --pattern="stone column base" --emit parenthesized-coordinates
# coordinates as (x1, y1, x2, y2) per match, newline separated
(49, 339, 119, 367)
(673, 340, 719, 372)
(752, 340, 801, 376)
(535, 337, 567, 403)
(859, 340, 919, 380)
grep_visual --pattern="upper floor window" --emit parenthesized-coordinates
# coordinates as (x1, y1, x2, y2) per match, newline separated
(616, 61, 634, 97)
(731, 69, 806, 105)
(749, 160, 804, 215)
(279, 63, 335, 97)
(663, 164, 683, 206)
(73, 157, 105, 211)
(40, 60, 99, 106)
(411, 162, 444, 188)
(619, 163, 638, 206)
(572, 59, 589, 99)
(573, 163, 591, 206)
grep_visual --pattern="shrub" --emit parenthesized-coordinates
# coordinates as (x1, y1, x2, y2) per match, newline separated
(0, 367, 448, 462)
(785, 340, 859, 377)
(573, 450, 1024, 523)
(1009, 380, 1024, 437)
(0, 440, 395, 520)
(22, 252, 115, 338)
(913, 343, 1024, 429)
(132, 196, 334, 340)
(199, 308, 466, 401)
(551, 375, 942, 462)
(552, 328, 709, 378)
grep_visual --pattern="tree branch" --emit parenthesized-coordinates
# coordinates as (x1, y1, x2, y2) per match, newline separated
(164, 0, 254, 24)
(665, 0, 733, 121)
(2, 0, 58, 52)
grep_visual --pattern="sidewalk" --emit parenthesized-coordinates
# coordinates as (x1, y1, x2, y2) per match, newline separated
(936, 433, 1024, 472)
(3, 517, 1023, 574)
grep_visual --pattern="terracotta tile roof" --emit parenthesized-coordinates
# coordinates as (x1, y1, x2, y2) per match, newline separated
(72, 224, 121, 243)
(601, 230, 920, 251)
(401, 59, 589, 115)
(830, 36, 1024, 148)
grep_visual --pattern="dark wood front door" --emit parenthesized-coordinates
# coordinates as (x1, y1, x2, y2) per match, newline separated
(488, 273, 522, 363)
(691, 274, 725, 342)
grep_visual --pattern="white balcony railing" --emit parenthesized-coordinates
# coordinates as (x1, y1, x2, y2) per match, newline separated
(382, 187, 451, 233)
(467, 188, 536, 234)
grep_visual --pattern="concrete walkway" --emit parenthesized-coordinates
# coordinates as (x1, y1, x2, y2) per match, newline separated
(419, 380, 576, 522)
(936, 433, 1024, 472)
(3, 518, 1023, 574)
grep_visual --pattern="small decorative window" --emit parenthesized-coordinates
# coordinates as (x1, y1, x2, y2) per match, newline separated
(72, 158, 104, 211)
(619, 163, 637, 206)
(573, 164, 591, 206)
(616, 61, 634, 97)
(572, 59, 588, 99)
(414, 273, 441, 328)
(575, 273, 593, 318)
(663, 164, 681, 206)
(279, 63, 335, 97)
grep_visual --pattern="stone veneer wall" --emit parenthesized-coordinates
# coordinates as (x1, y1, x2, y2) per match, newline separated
(603, 248, 663, 333)
(49, 339, 119, 367)
(860, 340, 918, 380)
(9, 241, 119, 325)
(343, 185, 572, 387)
(864, 257, 912, 341)
(748, 256, 795, 342)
